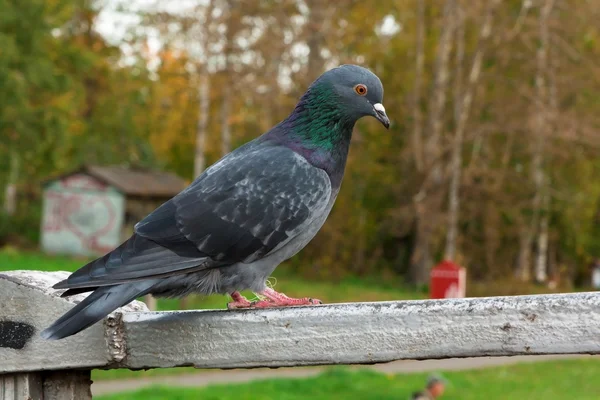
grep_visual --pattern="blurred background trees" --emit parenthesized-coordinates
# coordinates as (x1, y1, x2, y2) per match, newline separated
(1, 0, 599, 288)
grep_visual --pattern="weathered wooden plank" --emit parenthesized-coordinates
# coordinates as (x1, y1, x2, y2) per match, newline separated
(42, 371, 92, 400)
(2, 270, 600, 373)
(118, 292, 600, 369)
(0, 371, 92, 400)
(0, 271, 148, 373)
(0, 372, 43, 400)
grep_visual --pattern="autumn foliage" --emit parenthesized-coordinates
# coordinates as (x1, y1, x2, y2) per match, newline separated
(1, 0, 599, 288)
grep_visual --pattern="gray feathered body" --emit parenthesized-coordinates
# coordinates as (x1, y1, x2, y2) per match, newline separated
(41, 64, 386, 340)
(41, 138, 345, 340)
(147, 141, 341, 298)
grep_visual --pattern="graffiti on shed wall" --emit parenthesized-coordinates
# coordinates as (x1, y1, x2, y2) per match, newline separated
(41, 174, 124, 256)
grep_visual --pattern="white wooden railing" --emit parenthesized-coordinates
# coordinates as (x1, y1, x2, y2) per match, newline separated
(1, 270, 599, 399)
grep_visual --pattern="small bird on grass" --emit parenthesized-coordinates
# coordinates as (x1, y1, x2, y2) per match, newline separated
(41, 64, 390, 340)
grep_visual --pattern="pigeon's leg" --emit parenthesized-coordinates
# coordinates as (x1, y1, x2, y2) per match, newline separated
(227, 291, 253, 309)
(251, 287, 322, 308)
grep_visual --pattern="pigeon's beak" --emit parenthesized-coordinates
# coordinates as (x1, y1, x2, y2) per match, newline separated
(373, 103, 390, 129)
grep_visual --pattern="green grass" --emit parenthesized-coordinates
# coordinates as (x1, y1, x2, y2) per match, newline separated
(96, 359, 600, 400)
(0, 247, 423, 381)
(0, 246, 90, 272)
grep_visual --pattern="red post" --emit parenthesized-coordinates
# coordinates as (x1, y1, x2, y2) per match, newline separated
(430, 260, 466, 299)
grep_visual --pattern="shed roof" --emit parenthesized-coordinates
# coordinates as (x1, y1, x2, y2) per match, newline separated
(45, 165, 188, 198)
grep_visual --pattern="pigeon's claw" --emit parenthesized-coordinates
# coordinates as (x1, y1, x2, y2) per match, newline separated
(252, 287, 322, 308)
(227, 291, 253, 309)
(227, 288, 322, 310)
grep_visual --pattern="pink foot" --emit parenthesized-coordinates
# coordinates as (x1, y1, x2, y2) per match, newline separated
(251, 287, 322, 308)
(227, 291, 253, 309)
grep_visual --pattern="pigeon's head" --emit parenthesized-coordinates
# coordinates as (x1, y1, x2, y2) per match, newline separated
(310, 64, 390, 129)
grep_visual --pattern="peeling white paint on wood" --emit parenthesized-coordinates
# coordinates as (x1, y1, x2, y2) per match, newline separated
(0, 271, 147, 374)
(121, 292, 600, 369)
(1, 270, 600, 374)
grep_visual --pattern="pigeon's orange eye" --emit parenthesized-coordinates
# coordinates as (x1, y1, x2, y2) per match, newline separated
(354, 84, 367, 96)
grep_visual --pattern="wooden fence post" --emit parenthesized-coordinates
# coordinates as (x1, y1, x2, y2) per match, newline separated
(0, 271, 147, 399)
(1, 371, 93, 400)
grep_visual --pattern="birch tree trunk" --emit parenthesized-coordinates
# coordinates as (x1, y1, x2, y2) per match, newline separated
(193, 0, 214, 177)
(444, 5, 465, 262)
(220, 0, 233, 156)
(423, 0, 455, 170)
(4, 151, 19, 216)
(535, 193, 550, 283)
(410, 0, 455, 285)
(307, 0, 324, 81)
(516, 0, 555, 281)
(444, 0, 501, 261)
(179, 0, 214, 311)
(194, 71, 210, 178)
(452, 5, 465, 126)
(534, 0, 557, 283)
(220, 84, 231, 156)
(411, 0, 426, 172)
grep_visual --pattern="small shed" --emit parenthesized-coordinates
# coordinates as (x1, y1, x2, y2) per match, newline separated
(41, 165, 187, 256)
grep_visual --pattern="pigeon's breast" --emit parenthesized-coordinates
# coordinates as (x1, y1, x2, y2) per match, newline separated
(267, 182, 340, 264)
(223, 173, 339, 293)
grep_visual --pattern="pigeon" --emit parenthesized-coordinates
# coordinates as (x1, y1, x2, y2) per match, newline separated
(41, 64, 389, 340)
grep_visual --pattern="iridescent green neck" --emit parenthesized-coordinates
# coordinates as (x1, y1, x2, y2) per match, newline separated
(278, 83, 356, 151)
(263, 81, 356, 183)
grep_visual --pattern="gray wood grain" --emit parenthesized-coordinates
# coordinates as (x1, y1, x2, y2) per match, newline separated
(0, 373, 43, 400)
(118, 293, 600, 369)
(0, 271, 147, 373)
(2, 271, 600, 373)
(0, 371, 91, 400)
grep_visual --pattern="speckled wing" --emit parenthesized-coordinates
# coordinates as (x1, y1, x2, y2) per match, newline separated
(56, 143, 332, 289)
(136, 143, 332, 264)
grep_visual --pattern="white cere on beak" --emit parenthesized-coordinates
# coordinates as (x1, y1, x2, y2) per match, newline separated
(374, 103, 386, 113)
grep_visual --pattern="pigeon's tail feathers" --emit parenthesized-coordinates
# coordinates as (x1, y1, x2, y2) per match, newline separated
(40, 281, 156, 341)
(59, 286, 98, 298)
(51, 233, 209, 290)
